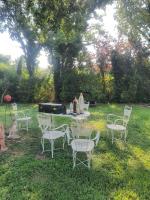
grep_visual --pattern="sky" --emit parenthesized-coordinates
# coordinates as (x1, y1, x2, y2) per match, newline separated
(0, 5, 117, 68)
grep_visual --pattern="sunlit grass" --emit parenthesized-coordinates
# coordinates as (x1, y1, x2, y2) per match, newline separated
(88, 120, 106, 131)
(0, 104, 150, 199)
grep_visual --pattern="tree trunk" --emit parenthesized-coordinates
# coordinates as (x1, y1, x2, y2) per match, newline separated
(52, 54, 62, 102)
(26, 58, 35, 78)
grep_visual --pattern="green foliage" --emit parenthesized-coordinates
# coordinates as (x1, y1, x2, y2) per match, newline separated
(13, 72, 55, 103)
(0, 54, 11, 64)
(116, 0, 150, 43)
(0, 104, 150, 199)
(60, 69, 102, 102)
(40, 0, 111, 100)
(0, 60, 17, 103)
(134, 55, 150, 103)
(0, 0, 42, 77)
(111, 50, 133, 102)
(34, 74, 55, 103)
(111, 48, 150, 103)
(0, 58, 55, 103)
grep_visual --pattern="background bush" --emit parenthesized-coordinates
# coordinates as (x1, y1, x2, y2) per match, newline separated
(60, 69, 102, 102)
(0, 53, 149, 104)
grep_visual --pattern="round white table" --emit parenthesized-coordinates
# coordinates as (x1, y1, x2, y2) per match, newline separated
(48, 111, 90, 121)
(71, 111, 90, 121)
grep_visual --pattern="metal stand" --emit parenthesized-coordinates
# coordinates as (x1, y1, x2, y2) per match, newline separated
(4, 103, 11, 131)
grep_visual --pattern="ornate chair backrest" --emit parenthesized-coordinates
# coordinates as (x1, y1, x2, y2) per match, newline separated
(70, 124, 92, 139)
(84, 102, 89, 111)
(11, 103, 28, 119)
(71, 124, 94, 152)
(37, 113, 52, 134)
(11, 103, 19, 120)
(123, 106, 132, 125)
(12, 103, 18, 112)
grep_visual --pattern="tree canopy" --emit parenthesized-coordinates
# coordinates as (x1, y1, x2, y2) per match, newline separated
(116, 0, 150, 44)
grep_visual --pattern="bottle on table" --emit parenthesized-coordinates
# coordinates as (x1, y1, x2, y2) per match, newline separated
(78, 93, 84, 114)
(70, 102, 73, 113)
(73, 97, 78, 113)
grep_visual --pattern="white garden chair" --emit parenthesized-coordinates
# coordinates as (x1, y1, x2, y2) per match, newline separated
(66, 121, 100, 146)
(83, 102, 90, 111)
(37, 113, 68, 158)
(107, 105, 132, 143)
(70, 124, 99, 169)
(11, 103, 31, 132)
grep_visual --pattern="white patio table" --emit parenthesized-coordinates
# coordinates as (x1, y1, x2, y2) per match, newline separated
(48, 111, 90, 121)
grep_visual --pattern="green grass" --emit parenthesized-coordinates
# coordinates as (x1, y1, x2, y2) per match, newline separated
(0, 104, 150, 200)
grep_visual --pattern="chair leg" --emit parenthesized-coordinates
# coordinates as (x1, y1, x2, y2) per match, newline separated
(51, 139, 54, 158)
(26, 120, 28, 132)
(41, 138, 44, 153)
(18, 122, 21, 130)
(111, 130, 114, 144)
(87, 152, 92, 169)
(120, 131, 123, 140)
(27, 120, 29, 132)
(124, 130, 127, 143)
(66, 127, 70, 145)
(16, 121, 18, 132)
(73, 151, 76, 169)
(63, 136, 65, 149)
(67, 138, 70, 145)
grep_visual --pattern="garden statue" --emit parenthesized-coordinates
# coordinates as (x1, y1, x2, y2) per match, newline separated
(8, 119, 20, 139)
(0, 123, 8, 151)
(70, 102, 73, 113)
(78, 93, 84, 113)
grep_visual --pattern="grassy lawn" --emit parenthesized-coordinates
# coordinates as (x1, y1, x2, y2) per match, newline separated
(0, 104, 150, 200)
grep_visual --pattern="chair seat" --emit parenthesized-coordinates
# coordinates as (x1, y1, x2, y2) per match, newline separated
(17, 117, 31, 121)
(71, 139, 94, 152)
(43, 130, 65, 140)
(107, 124, 126, 131)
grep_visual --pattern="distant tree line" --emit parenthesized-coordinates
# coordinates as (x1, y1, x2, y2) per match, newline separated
(0, 0, 149, 103)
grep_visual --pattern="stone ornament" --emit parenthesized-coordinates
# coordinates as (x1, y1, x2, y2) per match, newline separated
(0, 123, 8, 152)
(70, 102, 73, 113)
(70, 93, 86, 114)
(78, 93, 84, 114)
(8, 120, 20, 139)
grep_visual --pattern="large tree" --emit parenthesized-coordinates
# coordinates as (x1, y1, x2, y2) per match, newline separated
(0, 0, 43, 77)
(36, 0, 111, 101)
(116, 0, 150, 44)
(0, 0, 111, 101)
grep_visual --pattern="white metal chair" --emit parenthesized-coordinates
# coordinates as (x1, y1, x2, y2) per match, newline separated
(70, 124, 97, 169)
(37, 113, 68, 158)
(83, 102, 90, 111)
(107, 105, 132, 143)
(11, 103, 31, 132)
(67, 121, 100, 146)
(92, 131, 100, 146)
